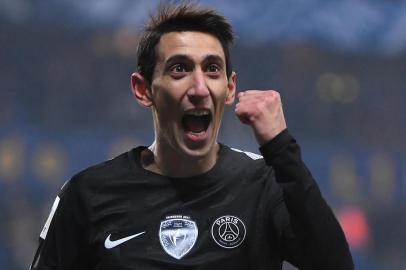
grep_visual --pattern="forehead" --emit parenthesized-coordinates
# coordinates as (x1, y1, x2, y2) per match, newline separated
(156, 31, 225, 63)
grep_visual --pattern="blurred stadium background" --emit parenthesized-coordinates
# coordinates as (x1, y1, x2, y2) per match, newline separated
(1, 0, 405, 269)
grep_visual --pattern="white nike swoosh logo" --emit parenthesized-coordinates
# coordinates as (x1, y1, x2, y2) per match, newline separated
(104, 231, 145, 249)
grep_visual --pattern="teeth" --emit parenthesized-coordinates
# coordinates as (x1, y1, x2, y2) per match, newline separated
(185, 110, 210, 116)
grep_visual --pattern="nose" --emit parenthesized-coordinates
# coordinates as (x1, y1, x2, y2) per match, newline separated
(187, 69, 210, 101)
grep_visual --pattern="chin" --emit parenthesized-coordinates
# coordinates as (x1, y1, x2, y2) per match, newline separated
(177, 136, 217, 159)
(179, 143, 213, 158)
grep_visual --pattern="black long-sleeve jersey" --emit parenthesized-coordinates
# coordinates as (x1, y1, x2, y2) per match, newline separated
(30, 130, 354, 269)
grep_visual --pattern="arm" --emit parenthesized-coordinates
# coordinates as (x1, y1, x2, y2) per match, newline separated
(30, 179, 91, 270)
(235, 90, 354, 269)
(261, 129, 353, 269)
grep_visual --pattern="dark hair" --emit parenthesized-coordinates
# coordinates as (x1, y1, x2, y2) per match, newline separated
(137, 2, 234, 85)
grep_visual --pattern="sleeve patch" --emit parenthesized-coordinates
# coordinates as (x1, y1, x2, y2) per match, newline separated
(231, 147, 263, 160)
(40, 196, 60, 240)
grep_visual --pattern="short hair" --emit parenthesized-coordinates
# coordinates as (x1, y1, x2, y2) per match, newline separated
(137, 2, 234, 85)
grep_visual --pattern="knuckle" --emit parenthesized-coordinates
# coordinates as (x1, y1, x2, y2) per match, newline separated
(257, 102, 267, 112)
(269, 89, 279, 95)
(273, 91, 281, 101)
(266, 91, 281, 103)
(263, 95, 273, 104)
(268, 90, 280, 99)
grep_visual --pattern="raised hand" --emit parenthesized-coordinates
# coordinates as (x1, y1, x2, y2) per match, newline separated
(235, 90, 287, 146)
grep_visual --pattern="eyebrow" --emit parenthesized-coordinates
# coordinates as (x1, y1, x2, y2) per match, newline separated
(202, 54, 224, 64)
(165, 54, 225, 67)
(165, 54, 191, 67)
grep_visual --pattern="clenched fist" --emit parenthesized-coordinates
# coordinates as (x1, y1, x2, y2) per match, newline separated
(235, 90, 287, 146)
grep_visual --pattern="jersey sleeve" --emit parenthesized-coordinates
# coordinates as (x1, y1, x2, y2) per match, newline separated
(259, 129, 354, 270)
(30, 178, 92, 270)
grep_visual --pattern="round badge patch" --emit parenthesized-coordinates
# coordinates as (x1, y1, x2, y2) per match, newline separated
(211, 215, 246, 249)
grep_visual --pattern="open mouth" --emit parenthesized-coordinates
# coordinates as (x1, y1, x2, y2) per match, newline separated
(182, 110, 212, 133)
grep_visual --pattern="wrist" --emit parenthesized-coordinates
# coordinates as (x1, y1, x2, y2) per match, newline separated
(254, 126, 287, 146)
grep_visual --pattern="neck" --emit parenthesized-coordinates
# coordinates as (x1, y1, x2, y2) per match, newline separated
(141, 140, 219, 178)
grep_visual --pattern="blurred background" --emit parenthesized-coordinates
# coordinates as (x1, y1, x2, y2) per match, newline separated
(1, 0, 405, 269)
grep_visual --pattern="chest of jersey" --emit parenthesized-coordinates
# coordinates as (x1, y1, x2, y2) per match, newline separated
(86, 173, 279, 269)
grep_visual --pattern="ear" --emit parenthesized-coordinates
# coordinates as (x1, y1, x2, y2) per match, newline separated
(131, 72, 153, 107)
(225, 71, 236, 105)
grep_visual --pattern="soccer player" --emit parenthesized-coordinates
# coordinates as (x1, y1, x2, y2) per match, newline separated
(30, 3, 354, 270)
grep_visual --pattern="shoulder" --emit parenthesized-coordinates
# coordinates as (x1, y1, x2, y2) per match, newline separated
(62, 148, 140, 195)
(222, 144, 264, 164)
(220, 144, 272, 176)
(229, 147, 263, 161)
(219, 145, 281, 199)
(76, 150, 132, 179)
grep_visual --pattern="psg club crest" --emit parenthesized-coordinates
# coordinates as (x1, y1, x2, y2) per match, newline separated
(159, 215, 198, 259)
(211, 215, 246, 248)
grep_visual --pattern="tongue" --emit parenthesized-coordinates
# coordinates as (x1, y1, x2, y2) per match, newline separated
(183, 116, 206, 133)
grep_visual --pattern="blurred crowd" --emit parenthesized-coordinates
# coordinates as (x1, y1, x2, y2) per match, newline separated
(1, 1, 406, 269)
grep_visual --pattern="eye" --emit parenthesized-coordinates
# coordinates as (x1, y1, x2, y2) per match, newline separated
(167, 63, 190, 79)
(206, 64, 220, 73)
(170, 63, 187, 73)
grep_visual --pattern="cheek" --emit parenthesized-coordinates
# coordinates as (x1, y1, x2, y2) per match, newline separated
(211, 85, 230, 107)
(152, 92, 185, 131)
(153, 84, 181, 111)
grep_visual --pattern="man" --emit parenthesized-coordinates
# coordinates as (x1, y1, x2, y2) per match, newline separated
(31, 3, 354, 270)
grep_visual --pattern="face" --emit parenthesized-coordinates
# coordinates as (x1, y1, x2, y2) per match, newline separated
(143, 31, 236, 158)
